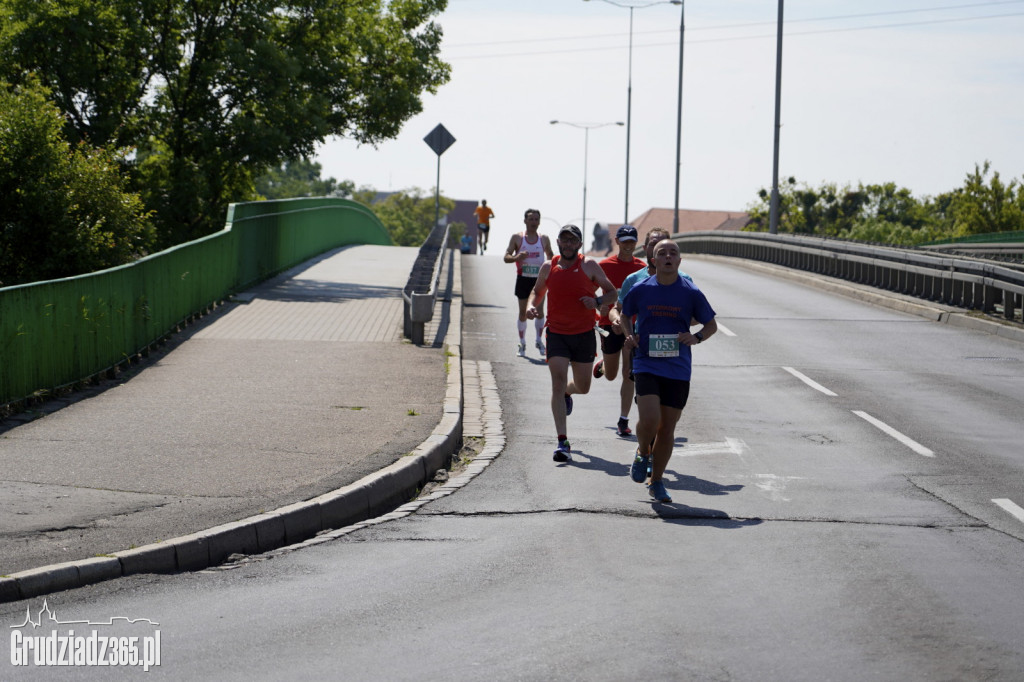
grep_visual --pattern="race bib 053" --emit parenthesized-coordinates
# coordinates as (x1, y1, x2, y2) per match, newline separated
(649, 334, 679, 358)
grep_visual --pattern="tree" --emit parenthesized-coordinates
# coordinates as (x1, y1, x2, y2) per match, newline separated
(354, 188, 454, 246)
(746, 178, 948, 245)
(255, 158, 354, 200)
(945, 161, 1024, 237)
(0, 0, 450, 248)
(0, 80, 153, 286)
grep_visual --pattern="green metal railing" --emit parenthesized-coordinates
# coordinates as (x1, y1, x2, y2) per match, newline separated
(923, 230, 1024, 246)
(0, 197, 390, 408)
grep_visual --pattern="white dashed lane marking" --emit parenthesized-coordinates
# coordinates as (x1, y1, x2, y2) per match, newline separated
(993, 498, 1024, 525)
(852, 410, 935, 457)
(782, 366, 838, 397)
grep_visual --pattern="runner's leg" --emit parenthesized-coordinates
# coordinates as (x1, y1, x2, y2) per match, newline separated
(618, 349, 635, 420)
(568, 361, 594, 398)
(650, 404, 683, 481)
(547, 356, 571, 436)
(635, 394, 661, 457)
(602, 350, 620, 382)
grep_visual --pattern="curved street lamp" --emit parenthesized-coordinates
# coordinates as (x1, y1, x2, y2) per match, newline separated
(584, 0, 682, 226)
(550, 120, 625, 252)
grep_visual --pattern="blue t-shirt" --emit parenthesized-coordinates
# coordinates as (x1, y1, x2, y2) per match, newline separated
(621, 275, 715, 381)
(617, 267, 692, 304)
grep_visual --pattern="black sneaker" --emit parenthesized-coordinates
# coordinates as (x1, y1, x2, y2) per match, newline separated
(616, 418, 632, 437)
(564, 393, 573, 416)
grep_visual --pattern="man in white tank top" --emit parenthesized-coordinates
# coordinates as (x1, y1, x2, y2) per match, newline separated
(503, 208, 554, 357)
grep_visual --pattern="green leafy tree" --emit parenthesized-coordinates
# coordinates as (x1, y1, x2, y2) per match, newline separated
(747, 178, 947, 245)
(0, 0, 450, 248)
(746, 165, 1024, 246)
(355, 188, 454, 246)
(746, 177, 806, 233)
(0, 80, 153, 286)
(255, 158, 354, 200)
(945, 161, 1024, 237)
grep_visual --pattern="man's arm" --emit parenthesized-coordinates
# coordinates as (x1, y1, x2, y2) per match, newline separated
(542, 235, 554, 260)
(607, 303, 622, 330)
(621, 305, 636, 348)
(579, 259, 618, 311)
(503, 234, 523, 263)
(682, 317, 717, 346)
(525, 262, 552, 319)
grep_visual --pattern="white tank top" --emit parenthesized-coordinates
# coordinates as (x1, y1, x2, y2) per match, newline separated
(517, 233, 546, 278)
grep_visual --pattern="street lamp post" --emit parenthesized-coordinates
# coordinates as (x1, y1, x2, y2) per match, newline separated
(585, 0, 682, 226)
(769, 0, 785, 235)
(550, 120, 624, 252)
(673, 0, 684, 234)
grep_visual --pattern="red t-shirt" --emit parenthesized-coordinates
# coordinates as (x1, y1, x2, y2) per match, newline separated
(597, 255, 645, 325)
(546, 255, 599, 335)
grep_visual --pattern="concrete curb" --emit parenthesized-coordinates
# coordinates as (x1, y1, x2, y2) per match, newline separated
(0, 251, 465, 603)
(690, 254, 1024, 344)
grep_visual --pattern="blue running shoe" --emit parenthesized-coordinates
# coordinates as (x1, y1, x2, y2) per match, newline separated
(564, 393, 573, 416)
(630, 449, 649, 483)
(553, 440, 572, 462)
(648, 480, 672, 503)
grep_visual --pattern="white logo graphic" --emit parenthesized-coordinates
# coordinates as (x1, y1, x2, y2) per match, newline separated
(9, 600, 160, 671)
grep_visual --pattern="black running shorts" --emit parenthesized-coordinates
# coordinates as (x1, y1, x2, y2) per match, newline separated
(545, 329, 597, 364)
(633, 372, 690, 410)
(515, 275, 538, 300)
(599, 326, 626, 355)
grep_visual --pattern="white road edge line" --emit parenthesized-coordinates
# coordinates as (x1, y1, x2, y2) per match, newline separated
(716, 323, 736, 337)
(852, 410, 934, 457)
(782, 366, 838, 397)
(992, 498, 1024, 524)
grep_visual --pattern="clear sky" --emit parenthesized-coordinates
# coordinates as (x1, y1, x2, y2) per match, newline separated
(315, 0, 1024, 250)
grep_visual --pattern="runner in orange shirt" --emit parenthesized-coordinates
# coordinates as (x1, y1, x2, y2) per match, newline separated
(473, 199, 495, 253)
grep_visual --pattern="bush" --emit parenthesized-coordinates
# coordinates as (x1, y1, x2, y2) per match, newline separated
(0, 80, 153, 286)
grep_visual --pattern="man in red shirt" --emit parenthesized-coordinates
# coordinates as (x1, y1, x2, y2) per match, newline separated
(526, 224, 617, 462)
(594, 225, 646, 437)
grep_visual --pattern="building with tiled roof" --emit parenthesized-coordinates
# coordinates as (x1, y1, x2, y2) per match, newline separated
(590, 208, 750, 255)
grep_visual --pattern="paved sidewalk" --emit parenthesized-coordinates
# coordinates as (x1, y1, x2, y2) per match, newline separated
(0, 244, 462, 599)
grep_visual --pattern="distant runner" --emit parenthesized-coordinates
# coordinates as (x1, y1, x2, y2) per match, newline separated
(474, 199, 495, 254)
(526, 224, 617, 463)
(504, 208, 554, 358)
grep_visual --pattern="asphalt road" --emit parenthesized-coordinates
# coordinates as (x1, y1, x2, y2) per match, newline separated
(4, 252, 1024, 681)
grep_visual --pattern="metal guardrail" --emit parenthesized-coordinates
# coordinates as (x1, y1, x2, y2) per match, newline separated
(402, 223, 450, 344)
(674, 231, 1024, 324)
(921, 242, 1024, 263)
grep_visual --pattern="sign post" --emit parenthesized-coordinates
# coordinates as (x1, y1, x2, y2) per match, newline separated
(423, 124, 456, 238)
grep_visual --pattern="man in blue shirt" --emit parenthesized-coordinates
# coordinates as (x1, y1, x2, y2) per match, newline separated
(621, 239, 717, 503)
